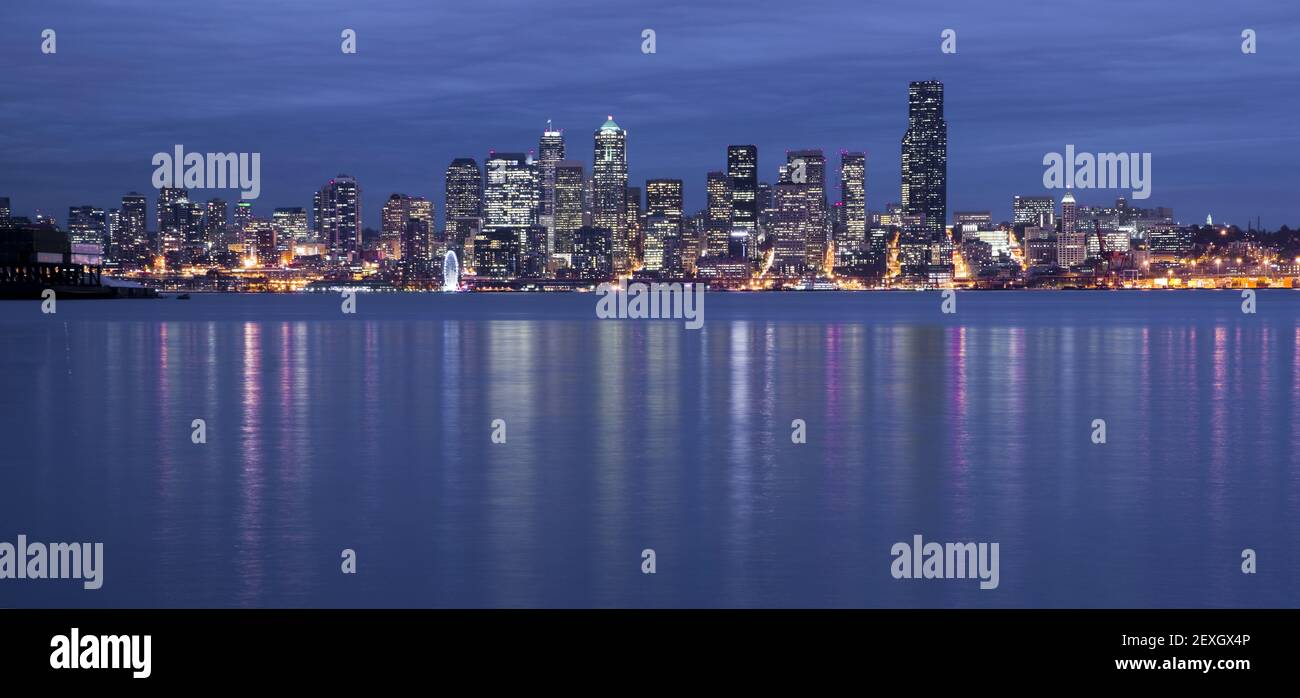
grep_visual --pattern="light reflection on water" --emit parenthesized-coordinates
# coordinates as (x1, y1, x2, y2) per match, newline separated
(0, 291, 1296, 608)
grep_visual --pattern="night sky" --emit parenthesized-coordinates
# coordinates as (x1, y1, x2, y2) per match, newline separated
(1, 0, 1296, 228)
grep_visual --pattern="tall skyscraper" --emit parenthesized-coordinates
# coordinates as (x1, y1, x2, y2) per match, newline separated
(786, 149, 828, 272)
(0, 197, 10, 227)
(483, 153, 539, 229)
(119, 193, 147, 264)
(233, 201, 254, 232)
(839, 151, 867, 257)
(727, 145, 758, 258)
(593, 116, 628, 271)
(538, 122, 565, 258)
(644, 179, 683, 273)
(314, 175, 362, 262)
(480, 152, 540, 277)
(625, 185, 642, 266)
(206, 199, 229, 249)
(1061, 191, 1077, 234)
(157, 187, 188, 254)
(552, 161, 584, 262)
(900, 80, 948, 263)
(705, 171, 731, 257)
(382, 193, 413, 259)
(405, 196, 434, 267)
(444, 158, 482, 265)
(770, 181, 813, 277)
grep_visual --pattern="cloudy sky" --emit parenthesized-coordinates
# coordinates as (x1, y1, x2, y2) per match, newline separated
(1, 0, 1297, 228)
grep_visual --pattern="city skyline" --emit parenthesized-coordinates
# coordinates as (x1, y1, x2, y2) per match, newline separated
(1, 0, 1297, 229)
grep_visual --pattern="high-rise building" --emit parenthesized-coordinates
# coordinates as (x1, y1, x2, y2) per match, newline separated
(313, 174, 362, 262)
(898, 214, 931, 275)
(552, 161, 584, 262)
(480, 152, 539, 278)
(705, 171, 730, 257)
(727, 145, 758, 258)
(538, 122, 565, 258)
(233, 201, 254, 232)
(382, 193, 413, 259)
(118, 193, 148, 264)
(157, 187, 189, 254)
(770, 182, 813, 277)
(953, 211, 992, 230)
(839, 152, 867, 257)
(900, 80, 948, 251)
(271, 206, 307, 243)
(444, 158, 482, 265)
(67, 206, 107, 248)
(246, 219, 277, 266)
(1148, 225, 1192, 258)
(0, 197, 10, 227)
(1057, 229, 1086, 267)
(625, 185, 643, 266)
(1013, 195, 1055, 227)
(445, 158, 483, 220)
(206, 199, 230, 248)
(1061, 191, 1077, 234)
(572, 225, 612, 279)
(483, 152, 538, 229)
(403, 216, 431, 272)
(593, 116, 629, 271)
(644, 179, 683, 273)
(786, 149, 828, 272)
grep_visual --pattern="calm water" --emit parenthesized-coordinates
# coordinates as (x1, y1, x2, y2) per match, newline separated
(0, 291, 1297, 608)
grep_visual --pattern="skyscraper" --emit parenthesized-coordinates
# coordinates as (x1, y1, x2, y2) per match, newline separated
(405, 197, 434, 267)
(538, 122, 565, 258)
(900, 80, 948, 270)
(0, 197, 10, 227)
(1061, 191, 1077, 234)
(444, 158, 482, 265)
(119, 193, 147, 264)
(727, 145, 757, 259)
(382, 193, 413, 259)
(593, 116, 628, 271)
(480, 152, 540, 278)
(233, 201, 254, 232)
(840, 152, 867, 257)
(626, 185, 643, 265)
(271, 206, 306, 243)
(483, 153, 539, 229)
(67, 206, 107, 248)
(313, 175, 361, 262)
(786, 149, 828, 272)
(206, 199, 229, 249)
(552, 160, 584, 262)
(705, 171, 731, 257)
(770, 181, 813, 277)
(644, 179, 683, 273)
(157, 187, 188, 254)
